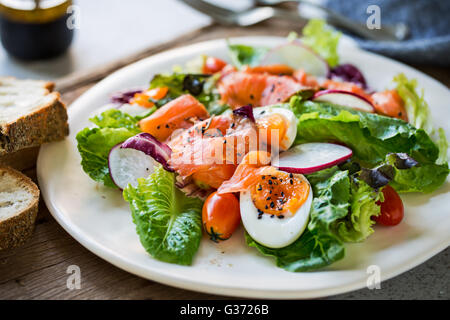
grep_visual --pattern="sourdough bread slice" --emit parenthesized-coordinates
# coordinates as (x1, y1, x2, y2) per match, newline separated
(0, 77, 68, 155)
(0, 166, 39, 250)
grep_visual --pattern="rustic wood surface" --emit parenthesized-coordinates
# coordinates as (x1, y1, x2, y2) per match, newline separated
(0, 20, 449, 300)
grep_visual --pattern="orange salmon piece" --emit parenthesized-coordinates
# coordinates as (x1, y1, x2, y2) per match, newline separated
(139, 94, 209, 141)
(293, 69, 320, 88)
(217, 151, 273, 194)
(218, 72, 304, 108)
(242, 64, 294, 75)
(322, 79, 371, 101)
(371, 90, 408, 121)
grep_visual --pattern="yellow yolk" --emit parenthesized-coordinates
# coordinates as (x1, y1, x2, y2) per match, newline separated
(250, 170, 310, 216)
(256, 113, 287, 150)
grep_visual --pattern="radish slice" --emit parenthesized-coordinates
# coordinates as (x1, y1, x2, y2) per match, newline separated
(274, 142, 353, 174)
(108, 145, 159, 189)
(262, 41, 329, 78)
(313, 89, 375, 113)
(108, 133, 173, 189)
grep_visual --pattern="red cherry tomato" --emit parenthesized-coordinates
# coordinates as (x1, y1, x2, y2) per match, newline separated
(374, 185, 404, 226)
(202, 192, 241, 242)
(203, 56, 227, 74)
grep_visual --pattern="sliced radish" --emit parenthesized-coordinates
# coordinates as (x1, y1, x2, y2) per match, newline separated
(108, 144, 159, 189)
(313, 89, 375, 113)
(274, 142, 353, 174)
(262, 41, 329, 78)
(108, 133, 173, 189)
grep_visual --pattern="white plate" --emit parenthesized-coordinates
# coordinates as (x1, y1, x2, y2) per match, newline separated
(37, 37, 450, 299)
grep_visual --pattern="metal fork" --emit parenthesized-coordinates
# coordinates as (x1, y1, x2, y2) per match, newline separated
(179, 0, 409, 41)
(254, 0, 409, 41)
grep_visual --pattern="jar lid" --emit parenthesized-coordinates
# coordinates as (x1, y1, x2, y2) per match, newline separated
(0, 0, 72, 24)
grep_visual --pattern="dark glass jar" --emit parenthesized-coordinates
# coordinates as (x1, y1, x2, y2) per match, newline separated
(0, 0, 74, 60)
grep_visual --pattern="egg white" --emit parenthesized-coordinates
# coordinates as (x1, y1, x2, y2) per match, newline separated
(253, 106, 297, 151)
(240, 181, 313, 248)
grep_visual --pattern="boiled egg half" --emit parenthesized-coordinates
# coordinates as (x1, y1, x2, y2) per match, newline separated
(253, 106, 297, 151)
(240, 168, 312, 248)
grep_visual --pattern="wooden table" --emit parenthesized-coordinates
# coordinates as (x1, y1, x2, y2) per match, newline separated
(1, 21, 449, 300)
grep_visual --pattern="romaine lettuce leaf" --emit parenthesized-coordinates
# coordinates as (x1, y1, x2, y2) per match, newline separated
(246, 168, 348, 272)
(437, 128, 449, 165)
(302, 19, 341, 67)
(291, 98, 440, 165)
(337, 179, 382, 242)
(123, 166, 203, 265)
(227, 42, 268, 69)
(76, 127, 138, 187)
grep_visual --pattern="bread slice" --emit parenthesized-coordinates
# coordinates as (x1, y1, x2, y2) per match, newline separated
(0, 77, 69, 156)
(0, 166, 40, 250)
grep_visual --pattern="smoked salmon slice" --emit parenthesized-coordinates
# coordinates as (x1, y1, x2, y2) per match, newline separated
(168, 113, 258, 189)
(139, 94, 209, 141)
(242, 64, 294, 76)
(217, 151, 274, 194)
(218, 71, 305, 108)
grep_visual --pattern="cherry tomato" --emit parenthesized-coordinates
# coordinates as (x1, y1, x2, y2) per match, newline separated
(374, 185, 404, 226)
(202, 192, 241, 242)
(203, 56, 227, 74)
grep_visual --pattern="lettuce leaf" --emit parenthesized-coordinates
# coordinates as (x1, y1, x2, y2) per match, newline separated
(384, 153, 449, 193)
(337, 179, 382, 242)
(89, 109, 141, 131)
(227, 42, 268, 68)
(302, 19, 341, 67)
(76, 127, 138, 187)
(246, 167, 348, 272)
(148, 73, 226, 114)
(437, 128, 449, 165)
(123, 166, 203, 265)
(393, 73, 433, 135)
(76, 109, 141, 187)
(291, 98, 440, 165)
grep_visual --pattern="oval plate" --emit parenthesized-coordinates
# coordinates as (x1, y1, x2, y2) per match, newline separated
(37, 37, 450, 299)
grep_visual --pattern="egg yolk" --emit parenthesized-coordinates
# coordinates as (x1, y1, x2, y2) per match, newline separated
(256, 113, 287, 150)
(250, 170, 310, 217)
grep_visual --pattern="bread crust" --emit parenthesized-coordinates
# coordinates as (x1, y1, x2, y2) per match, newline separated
(0, 92, 69, 155)
(0, 167, 40, 250)
(0, 146, 40, 171)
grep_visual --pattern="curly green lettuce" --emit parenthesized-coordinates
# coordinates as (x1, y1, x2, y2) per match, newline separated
(337, 179, 383, 242)
(123, 166, 203, 265)
(302, 18, 341, 67)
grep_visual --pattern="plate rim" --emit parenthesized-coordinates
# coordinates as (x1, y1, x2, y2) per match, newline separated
(37, 36, 450, 299)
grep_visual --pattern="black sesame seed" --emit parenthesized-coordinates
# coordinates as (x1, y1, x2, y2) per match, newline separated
(289, 173, 293, 178)
(278, 215, 285, 219)
(268, 180, 273, 185)
(265, 205, 268, 209)
(262, 175, 265, 179)
(270, 202, 275, 208)
(266, 196, 271, 201)
(257, 215, 262, 220)
(271, 176, 277, 180)
(257, 185, 262, 191)
(250, 94, 254, 100)
(290, 179, 293, 185)
(157, 125, 161, 129)
(271, 215, 275, 218)
(165, 124, 170, 129)
(280, 191, 284, 197)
